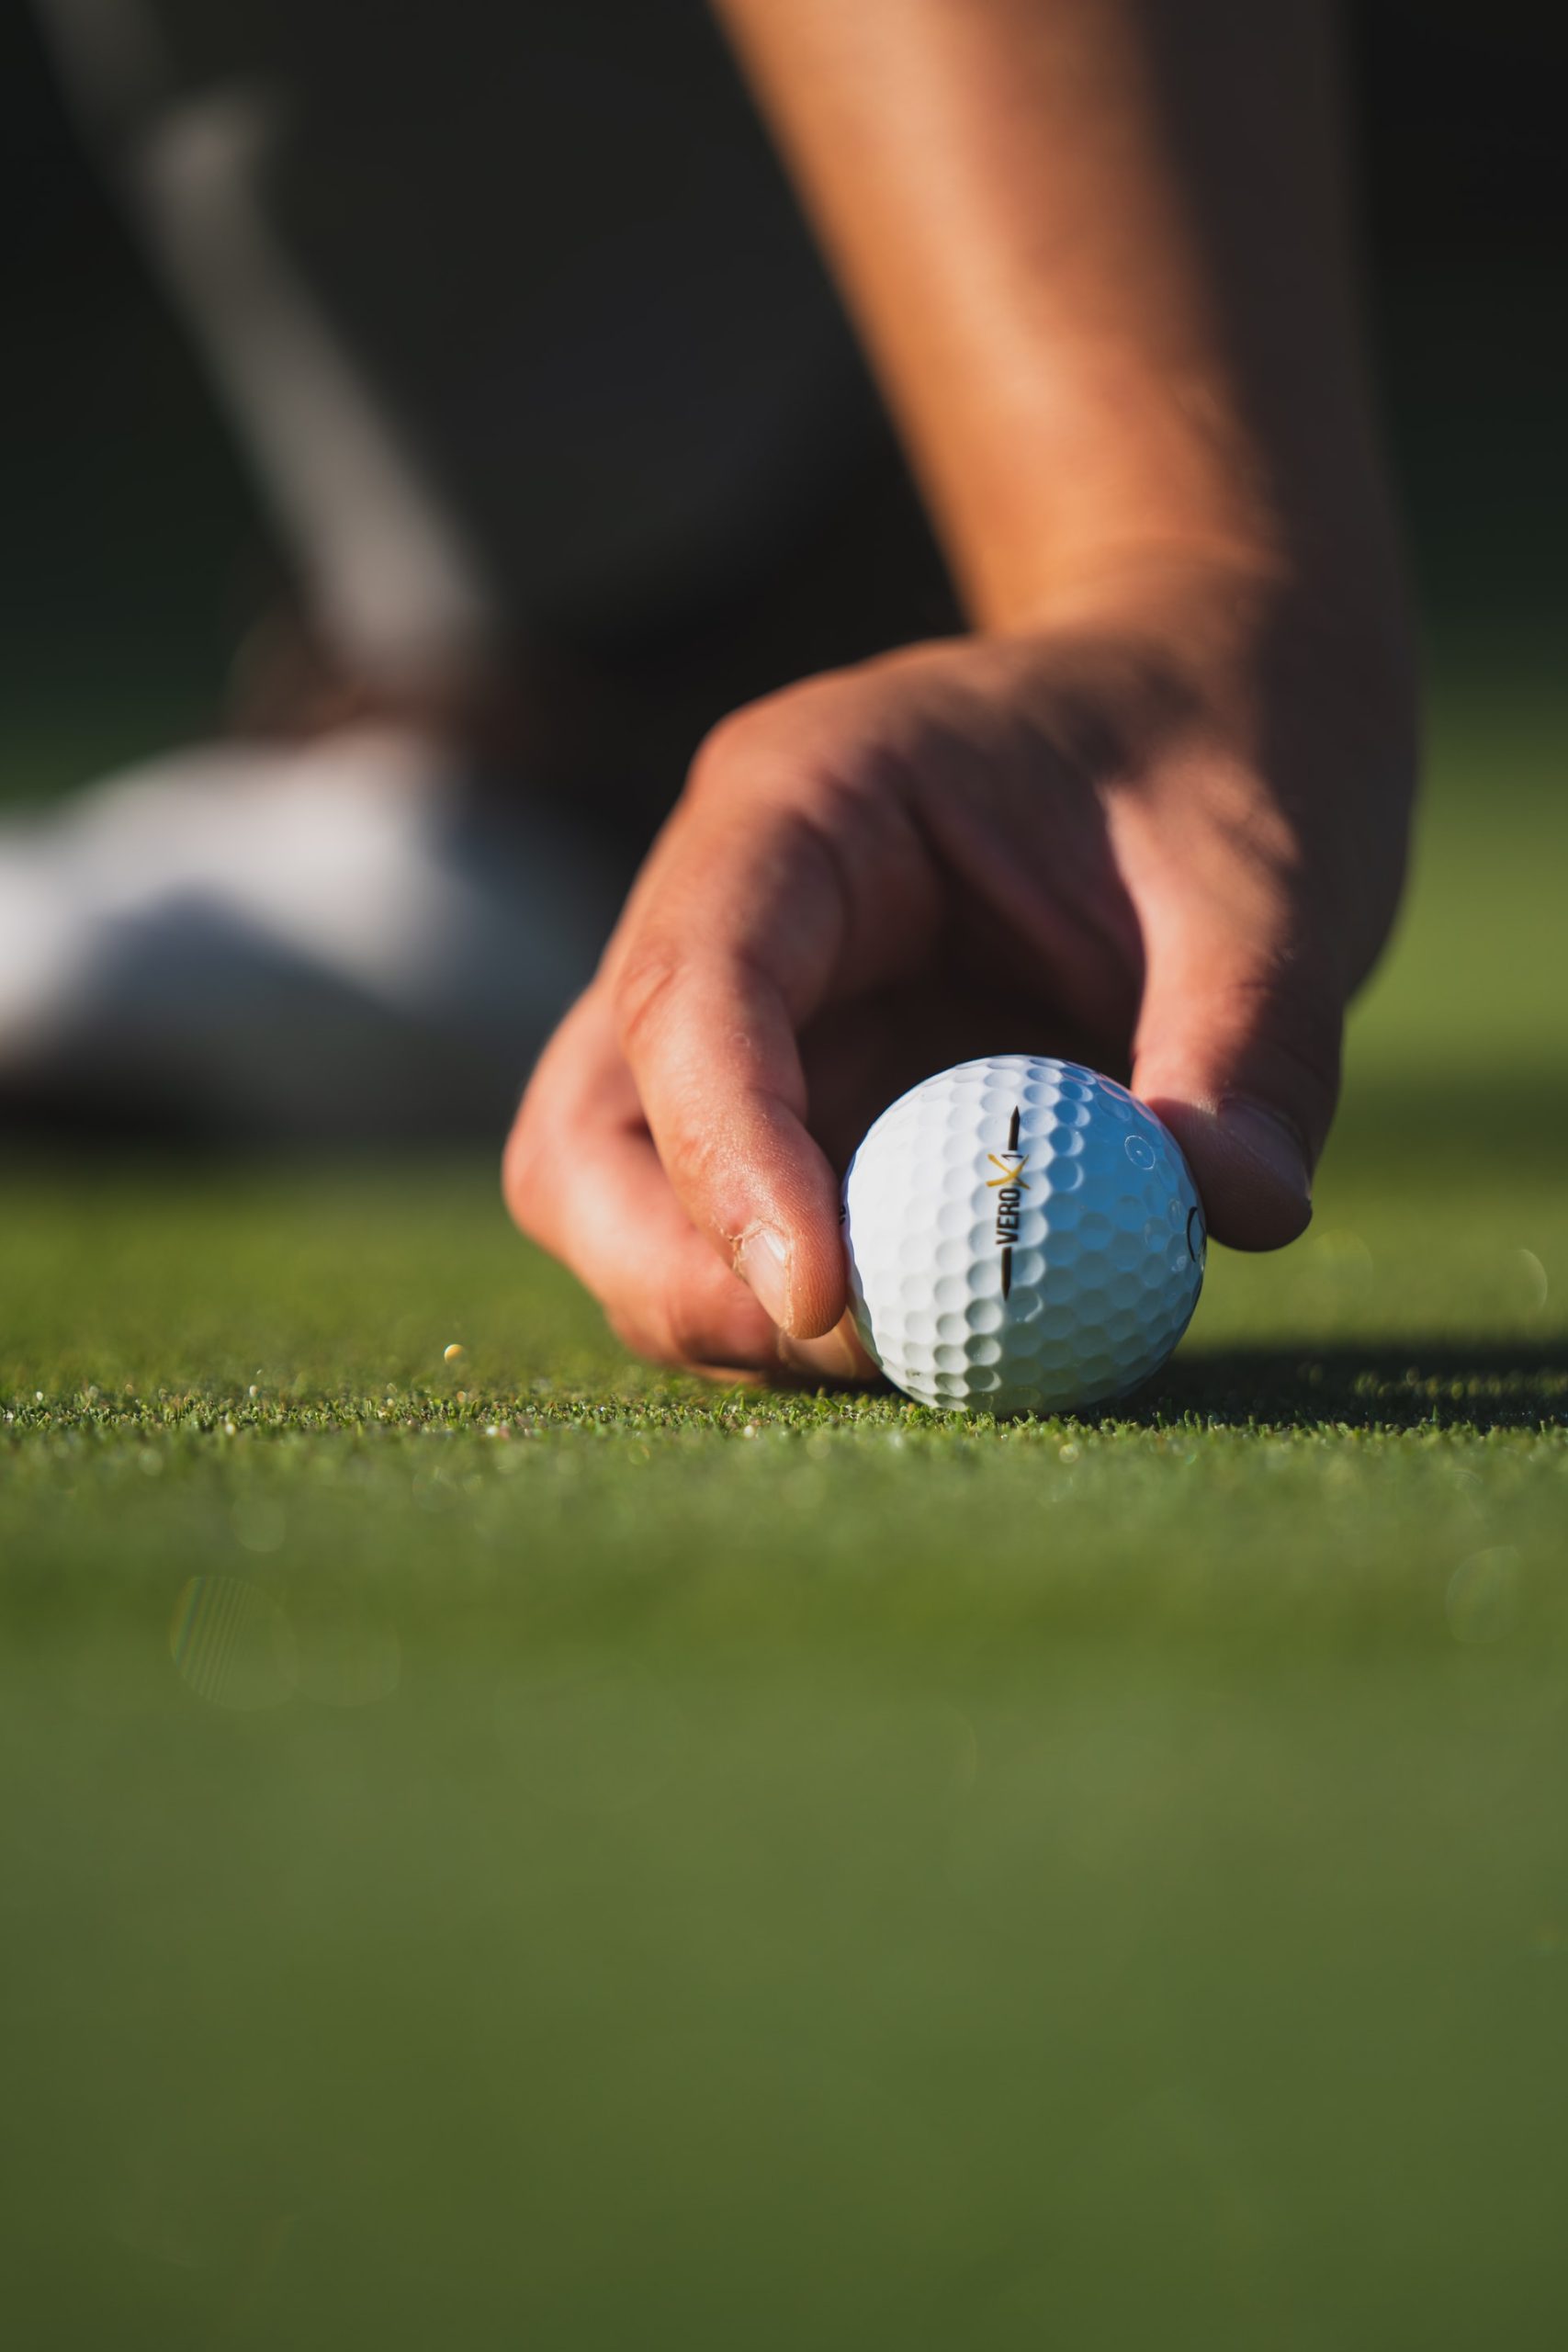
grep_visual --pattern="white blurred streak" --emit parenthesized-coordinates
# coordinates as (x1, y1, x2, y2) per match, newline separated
(135, 90, 499, 673)
(33, 0, 498, 673)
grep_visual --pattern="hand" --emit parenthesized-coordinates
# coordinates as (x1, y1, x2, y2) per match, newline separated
(504, 560, 1417, 1380)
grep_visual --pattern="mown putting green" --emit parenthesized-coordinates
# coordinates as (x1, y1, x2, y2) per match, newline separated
(3, 670, 1565, 2347)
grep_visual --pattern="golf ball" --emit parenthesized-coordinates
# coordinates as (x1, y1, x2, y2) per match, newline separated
(841, 1055, 1205, 1416)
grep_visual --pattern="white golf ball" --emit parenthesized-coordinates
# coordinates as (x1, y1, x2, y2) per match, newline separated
(841, 1055, 1205, 1417)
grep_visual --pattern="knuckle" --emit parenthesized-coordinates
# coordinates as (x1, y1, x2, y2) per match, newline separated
(1220, 967, 1343, 1125)
(689, 703, 770, 791)
(687, 681, 844, 806)
(612, 943, 685, 1059)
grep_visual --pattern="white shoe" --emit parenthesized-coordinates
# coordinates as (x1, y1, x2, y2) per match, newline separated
(0, 726, 613, 1139)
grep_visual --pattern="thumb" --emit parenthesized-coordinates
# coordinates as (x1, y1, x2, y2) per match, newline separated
(1131, 920, 1342, 1251)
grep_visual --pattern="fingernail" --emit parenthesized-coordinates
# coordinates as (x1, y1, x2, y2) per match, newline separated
(779, 1320, 870, 1384)
(1222, 1101, 1314, 1206)
(736, 1223, 794, 1329)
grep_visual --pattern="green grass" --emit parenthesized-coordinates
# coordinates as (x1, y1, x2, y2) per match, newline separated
(3, 668, 1567, 2349)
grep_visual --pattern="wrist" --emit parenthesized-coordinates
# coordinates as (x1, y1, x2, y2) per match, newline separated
(988, 526, 1416, 674)
(940, 348, 1410, 646)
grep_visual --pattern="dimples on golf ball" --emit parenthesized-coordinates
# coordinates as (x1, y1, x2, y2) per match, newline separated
(842, 1056, 1205, 1416)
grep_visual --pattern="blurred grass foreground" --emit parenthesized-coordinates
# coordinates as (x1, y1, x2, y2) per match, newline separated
(0, 660, 1565, 2349)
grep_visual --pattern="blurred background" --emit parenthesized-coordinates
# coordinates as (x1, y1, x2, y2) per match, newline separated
(2, 0, 1563, 769)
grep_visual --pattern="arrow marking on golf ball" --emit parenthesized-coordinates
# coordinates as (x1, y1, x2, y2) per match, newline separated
(986, 1105, 1029, 1300)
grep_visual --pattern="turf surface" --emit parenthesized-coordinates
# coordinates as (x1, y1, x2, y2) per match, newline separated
(3, 670, 1566, 2349)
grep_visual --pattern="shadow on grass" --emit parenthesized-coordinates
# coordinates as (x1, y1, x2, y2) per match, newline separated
(1126, 1343, 1568, 1434)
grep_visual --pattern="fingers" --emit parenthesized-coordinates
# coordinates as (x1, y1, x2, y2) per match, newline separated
(603, 763, 859, 1341)
(1131, 910, 1341, 1251)
(505, 989, 874, 1382)
(506, 992, 780, 1370)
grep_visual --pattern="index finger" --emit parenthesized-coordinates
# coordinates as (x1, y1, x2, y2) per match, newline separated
(604, 788, 850, 1341)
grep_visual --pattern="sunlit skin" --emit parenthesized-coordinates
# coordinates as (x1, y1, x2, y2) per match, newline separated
(504, 0, 1420, 1382)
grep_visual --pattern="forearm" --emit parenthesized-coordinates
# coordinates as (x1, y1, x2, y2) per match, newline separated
(712, 0, 1405, 633)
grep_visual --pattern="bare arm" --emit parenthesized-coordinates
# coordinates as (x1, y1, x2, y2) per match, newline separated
(712, 0, 1404, 634)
